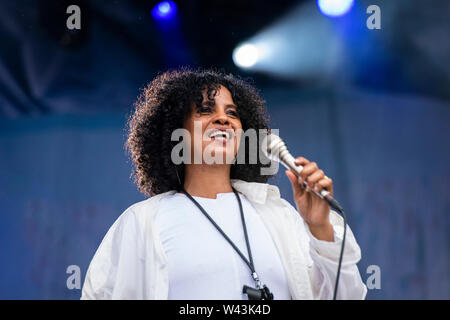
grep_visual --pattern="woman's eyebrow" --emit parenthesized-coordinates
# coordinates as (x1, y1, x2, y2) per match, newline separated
(202, 100, 215, 106)
(202, 102, 238, 109)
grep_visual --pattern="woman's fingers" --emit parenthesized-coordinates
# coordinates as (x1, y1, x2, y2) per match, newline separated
(314, 176, 333, 195)
(304, 169, 325, 189)
(285, 170, 305, 196)
(296, 160, 318, 185)
(293, 156, 333, 195)
(294, 157, 309, 167)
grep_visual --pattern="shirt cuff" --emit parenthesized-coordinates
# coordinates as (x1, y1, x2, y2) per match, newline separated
(303, 210, 345, 260)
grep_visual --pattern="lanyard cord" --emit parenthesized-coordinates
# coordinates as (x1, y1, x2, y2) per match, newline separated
(180, 187, 257, 280)
(180, 186, 346, 300)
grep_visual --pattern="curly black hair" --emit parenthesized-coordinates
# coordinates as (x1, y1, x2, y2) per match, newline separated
(126, 67, 274, 197)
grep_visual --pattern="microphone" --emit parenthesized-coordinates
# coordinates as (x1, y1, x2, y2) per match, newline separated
(261, 133, 343, 213)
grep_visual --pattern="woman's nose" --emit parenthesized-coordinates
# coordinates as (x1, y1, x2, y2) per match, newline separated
(213, 110, 230, 125)
(214, 117, 229, 125)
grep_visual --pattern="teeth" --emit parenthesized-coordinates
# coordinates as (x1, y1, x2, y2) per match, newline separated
(209, 130, 231, 139)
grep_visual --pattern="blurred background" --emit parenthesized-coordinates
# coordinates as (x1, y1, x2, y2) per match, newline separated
(0, 0, 449, 299)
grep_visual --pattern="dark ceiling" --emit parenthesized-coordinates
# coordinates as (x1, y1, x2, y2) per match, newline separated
(36, 0, 303, 76)
(0, 0, 448, 116)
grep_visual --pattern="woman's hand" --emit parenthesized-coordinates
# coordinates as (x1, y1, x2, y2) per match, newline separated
(285, 157, 335, 241)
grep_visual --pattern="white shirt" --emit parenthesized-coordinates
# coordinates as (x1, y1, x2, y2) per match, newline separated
(81, 179, 367, 300)
(154, 192, 291, 299)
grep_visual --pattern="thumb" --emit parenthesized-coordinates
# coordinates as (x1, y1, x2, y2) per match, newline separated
(285, 170, 304, 197)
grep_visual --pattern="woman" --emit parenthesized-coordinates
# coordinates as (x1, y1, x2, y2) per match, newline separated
(81, 68, 367, 300)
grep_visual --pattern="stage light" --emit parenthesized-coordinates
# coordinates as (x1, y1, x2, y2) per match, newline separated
(317, 0, 354, 17)
(232, 43, 260, 68)
(152, 1, 177, 20)
(230, 3, 347, 79)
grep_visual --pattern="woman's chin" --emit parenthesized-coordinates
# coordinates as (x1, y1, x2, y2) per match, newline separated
(202, 147, 236, 165)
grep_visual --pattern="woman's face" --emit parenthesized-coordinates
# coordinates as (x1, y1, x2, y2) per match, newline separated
(183, 85, 243, 165)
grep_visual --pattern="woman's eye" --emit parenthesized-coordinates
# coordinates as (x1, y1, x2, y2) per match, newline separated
(227, 110, 239, 117)
(197, 106, 238, 118)
(199, 106, 212, 113)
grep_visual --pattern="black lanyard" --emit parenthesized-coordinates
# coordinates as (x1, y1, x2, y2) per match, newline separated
(181, 187, 273, 300)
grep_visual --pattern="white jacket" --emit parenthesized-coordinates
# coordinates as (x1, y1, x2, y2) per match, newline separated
(81, 179, 367, 300)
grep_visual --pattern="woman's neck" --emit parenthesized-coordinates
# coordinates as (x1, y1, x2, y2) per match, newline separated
(183, 164, 232, 199)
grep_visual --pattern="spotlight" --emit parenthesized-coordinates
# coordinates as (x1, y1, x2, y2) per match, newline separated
(152, 1, 177, 20)
(317, 0, 354, 17)
(232, 43, 260, 68)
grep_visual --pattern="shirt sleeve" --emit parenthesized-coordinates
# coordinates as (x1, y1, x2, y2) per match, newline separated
(302, 210, 367, 300)
(80, 208, 147, 299)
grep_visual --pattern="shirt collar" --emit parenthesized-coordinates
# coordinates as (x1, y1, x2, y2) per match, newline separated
(160, 179, 280, 204)
(231, 179, 280, 204)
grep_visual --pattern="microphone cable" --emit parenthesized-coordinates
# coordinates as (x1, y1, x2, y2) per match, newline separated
(331, 206, 347, 300)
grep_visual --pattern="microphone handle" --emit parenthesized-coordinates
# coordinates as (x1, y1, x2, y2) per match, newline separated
(280, 153, 344, 213)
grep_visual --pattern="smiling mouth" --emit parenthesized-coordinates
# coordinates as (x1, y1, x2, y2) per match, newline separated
(207, 129, 233, 141)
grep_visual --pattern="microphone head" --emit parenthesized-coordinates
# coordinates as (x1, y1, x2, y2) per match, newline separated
(261, 133, 287, 163)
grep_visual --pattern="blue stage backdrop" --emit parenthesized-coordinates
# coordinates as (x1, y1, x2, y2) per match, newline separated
(1, 86, 449, 299)
(0, 0, 449, 300)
